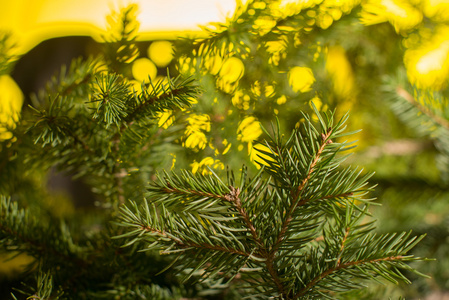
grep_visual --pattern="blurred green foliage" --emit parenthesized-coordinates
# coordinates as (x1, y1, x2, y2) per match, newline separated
(1, 0, 449, 298)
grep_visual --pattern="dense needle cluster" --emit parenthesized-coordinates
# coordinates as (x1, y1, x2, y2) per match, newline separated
(117, 109, 427, 299)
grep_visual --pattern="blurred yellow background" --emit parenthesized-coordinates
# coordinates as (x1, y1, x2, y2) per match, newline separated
(0, 0, 237, 54)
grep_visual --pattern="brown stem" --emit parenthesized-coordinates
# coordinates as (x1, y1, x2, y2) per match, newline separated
(223, 187, 286, 294)
(337, 227, 350, 266)
(293, 256, 404, 299)
(272, 128, 333, 255)
(263, 128, 333, 298)
(224, 187, 264, 249)
(140, 225, 251, 257)
(396, 86, 449, 130)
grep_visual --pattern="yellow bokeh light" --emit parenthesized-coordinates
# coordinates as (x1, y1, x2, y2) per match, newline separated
(360, 0, 423, 31)
(404, 26, 449, 89)
(132, 57, 157, 82)
(0, 75, 24, 141)
(183, 113, 211, 150)
(157, 110, 174, 128)
(249, 143, 276, 169)
(184, 131, 208, 149)
(309, 96, 323, 111)
(424, 0, 449, 21)
(219, 57, 245, 82)
(416, 41, 449, 74)
(186, 114, 211, 132)
(237, 116, 262, 143)
(203, 54, 223, 75)
(217, 56, 245, 93)
(326, 45, 355, 99)
(148, 41, 173, 68)
(288, 66, 315, 93)
(191, 157, 224, 175)
(0, 0, 238, 55)
(276, 95, 287, 105)
(232, 90, 251, 110)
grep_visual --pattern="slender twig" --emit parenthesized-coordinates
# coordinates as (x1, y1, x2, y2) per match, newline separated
(293, 256, 404, 299)
(336, 227, 350, 266)
(124, 84, 194, 123)
(65, 127, 93, 152)
(396, 86, 449, 130)
(223, 186, 287, 294)
(162, 185, 230, 201)
(262, 128, 333, 298)
(140, 225, 251, 257)
(224, 187, 264, 248)
(272, 128, 333, 254)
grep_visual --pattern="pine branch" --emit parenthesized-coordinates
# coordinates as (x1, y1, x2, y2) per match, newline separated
(0, 197, 88, 268)
(117, 110, 426, 298)
(139, 224, 250, 258)
(271, 127, 333, 255)
(124, 75, 199, 124)
(385, 75, 449, 182)
(396, 86, 449, 130)
(294, 255, 404, 299)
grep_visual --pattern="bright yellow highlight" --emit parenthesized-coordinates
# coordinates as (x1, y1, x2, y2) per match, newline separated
(309, 96, 323, 111)
(249, 143, 276, 169)
(0, 75, 24, 141)
(266, 40, 287, 53)
(326, 45, 356, 99)
(148, 41, 173, 68)
(416, 42, 449, 74)
(253, 16, 277, 36)
(170, 153, 176, 170)
(129, 79, 143, 94)
(424, 0, 449, 21)
(132, 58, 157, 83)
(277, 95, 287, 105)
(157, 110, 174, 129)
(237, 116, 263, 143)
(203, 54, 223, 75)
(360, 0, 423, 31)
(183, 114, 211, 150)
(217, 57, 245, 94)
(231, 90, 252, 110)
(222, 139, 232, 155)
(288, 66, 315, 93)
(266, 39, 287, 66)
(309, 96, 327, 122)
(184, 132, 207, 150)
(191, 157, 225, 175)
(405, 26, 449, 90)
(0, 1, 233, 55)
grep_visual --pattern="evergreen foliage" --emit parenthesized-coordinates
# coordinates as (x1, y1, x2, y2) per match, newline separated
(116, 109, 427, 299)
(0, 1, 443, 299)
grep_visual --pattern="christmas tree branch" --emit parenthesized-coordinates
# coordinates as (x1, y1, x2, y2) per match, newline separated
(271, 127, 333, 255)
(294, 255, 404, 299)
(124, 76, 198, 124)
(0, 197, 87, 268)
(117, 109, 427, 298)
(139, 224, 251, 257)
(396, 86, 449, 130)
